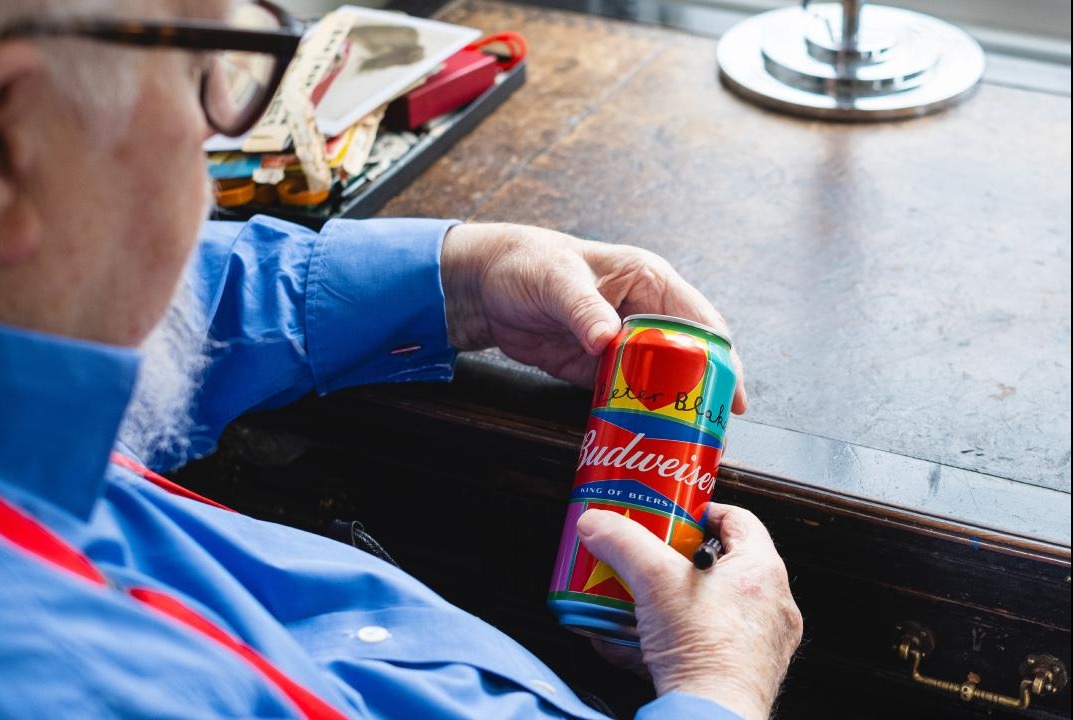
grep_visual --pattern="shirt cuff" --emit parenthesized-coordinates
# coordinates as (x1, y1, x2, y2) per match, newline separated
(636, 692, 744, 720)
(305, 217, 460, 394)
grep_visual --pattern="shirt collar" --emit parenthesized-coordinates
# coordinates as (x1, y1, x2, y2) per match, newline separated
(0, 323, 139, 520)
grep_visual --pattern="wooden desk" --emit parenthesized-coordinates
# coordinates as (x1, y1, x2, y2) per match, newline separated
(179, 3, 1071, 717)
(384, 0, 1071, 502)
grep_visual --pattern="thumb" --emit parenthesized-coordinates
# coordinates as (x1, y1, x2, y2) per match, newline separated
(547, 268, 621, 355)
(577, 509, 684, 601)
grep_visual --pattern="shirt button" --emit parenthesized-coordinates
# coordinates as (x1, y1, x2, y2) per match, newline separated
(356, 626, 392, 643)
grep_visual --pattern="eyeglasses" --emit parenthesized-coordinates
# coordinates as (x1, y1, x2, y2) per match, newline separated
(0, 1, 302, 137)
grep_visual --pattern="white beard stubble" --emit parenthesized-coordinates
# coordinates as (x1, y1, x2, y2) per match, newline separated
(118, 186, 216, 469)
(116, 265, 213, 469)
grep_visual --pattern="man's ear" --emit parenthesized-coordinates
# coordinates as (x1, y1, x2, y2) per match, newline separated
(0, 41, 47, 267)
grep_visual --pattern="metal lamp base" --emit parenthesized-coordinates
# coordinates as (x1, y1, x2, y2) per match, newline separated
(717, 4, 985, 121)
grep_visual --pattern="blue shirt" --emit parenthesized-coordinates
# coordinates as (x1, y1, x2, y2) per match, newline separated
(0, 215, 739, 720)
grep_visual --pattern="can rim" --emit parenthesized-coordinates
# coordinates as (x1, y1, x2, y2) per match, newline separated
(622, 314, 733, 349)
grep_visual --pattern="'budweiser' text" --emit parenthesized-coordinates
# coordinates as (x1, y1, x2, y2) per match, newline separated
(576, 429, 717, 493)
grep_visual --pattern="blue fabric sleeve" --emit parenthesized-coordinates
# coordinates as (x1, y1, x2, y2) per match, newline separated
(635, 692, 744, 720)
(182, 215, 459, 464)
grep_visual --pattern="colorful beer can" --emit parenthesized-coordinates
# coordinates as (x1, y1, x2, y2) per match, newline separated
(547, 314, 737, 645)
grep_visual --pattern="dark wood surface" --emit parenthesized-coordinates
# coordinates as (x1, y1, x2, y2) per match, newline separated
(378, 0, 1072, 499)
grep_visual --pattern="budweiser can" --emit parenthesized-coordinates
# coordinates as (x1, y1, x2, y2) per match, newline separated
(547, 314, 737, 645)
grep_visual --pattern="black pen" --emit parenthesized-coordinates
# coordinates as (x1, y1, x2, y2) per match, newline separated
(692, 537, 723, 571)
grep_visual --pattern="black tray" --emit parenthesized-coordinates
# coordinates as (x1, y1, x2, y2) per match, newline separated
(211, 60, 526, 230)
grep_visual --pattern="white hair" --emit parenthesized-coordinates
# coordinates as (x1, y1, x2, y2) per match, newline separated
(118, 179, 218, 469)
(117, 258, 214, 469)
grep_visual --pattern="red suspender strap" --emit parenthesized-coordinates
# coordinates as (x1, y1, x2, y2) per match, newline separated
(0, 496, 347, 720)
(0, 498, 108, 586)
(110, 452, 234, 512)
(129, 587, 348, 720)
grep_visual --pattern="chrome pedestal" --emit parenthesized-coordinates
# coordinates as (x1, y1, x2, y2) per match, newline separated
(717, 2, 985, 120)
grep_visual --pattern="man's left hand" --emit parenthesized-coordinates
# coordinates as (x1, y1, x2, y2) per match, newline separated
(441, 223, 747, 414)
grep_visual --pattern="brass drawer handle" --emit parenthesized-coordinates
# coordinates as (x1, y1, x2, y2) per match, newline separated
(893, 622, 1067, 711)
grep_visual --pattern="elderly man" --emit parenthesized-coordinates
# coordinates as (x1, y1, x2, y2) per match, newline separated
(0, 1, 801, 718)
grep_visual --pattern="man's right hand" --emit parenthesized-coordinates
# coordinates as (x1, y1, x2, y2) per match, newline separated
(577, 504, 803, 720)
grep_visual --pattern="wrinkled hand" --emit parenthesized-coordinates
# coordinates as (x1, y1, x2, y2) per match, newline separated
(441, 223, 747, 413)
(577, 504, 803, 720)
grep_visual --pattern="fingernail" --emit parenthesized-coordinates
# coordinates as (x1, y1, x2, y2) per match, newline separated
(576, 510, 598, 538)
(587, 321, 610, 350)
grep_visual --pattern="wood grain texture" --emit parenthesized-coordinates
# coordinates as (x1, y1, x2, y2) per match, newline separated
(379, 2, 668, 219)
(379, 0, 1072, 496)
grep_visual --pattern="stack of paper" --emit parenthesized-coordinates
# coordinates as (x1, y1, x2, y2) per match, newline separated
(206, 5, 480, 209)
